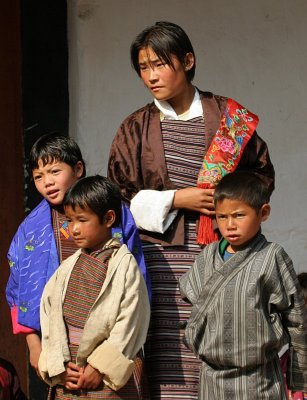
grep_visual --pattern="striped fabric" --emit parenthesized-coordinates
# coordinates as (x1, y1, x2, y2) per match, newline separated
(180, 234, 307, 399)
(143, 117, 205, 399)
(52, 208, 78, 262)
(63, 252, 109, 329)
(49, 245, 146, 399)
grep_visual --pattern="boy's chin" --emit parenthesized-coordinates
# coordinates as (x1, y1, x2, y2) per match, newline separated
(47, 196, 64, 207)
(49, 200, 61, 206)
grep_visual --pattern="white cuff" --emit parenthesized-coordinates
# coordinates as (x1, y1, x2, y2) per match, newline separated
(130, 190, 178, 233)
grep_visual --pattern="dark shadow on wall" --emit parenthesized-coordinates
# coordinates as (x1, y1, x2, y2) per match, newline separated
(21, 1, 69, 398)
(0, 0, 26, 396)
(21, 1, 69, 213)
(0, 1, 69, 399)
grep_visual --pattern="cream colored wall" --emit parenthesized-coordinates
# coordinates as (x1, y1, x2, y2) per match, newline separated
(67, 0, 307, 271)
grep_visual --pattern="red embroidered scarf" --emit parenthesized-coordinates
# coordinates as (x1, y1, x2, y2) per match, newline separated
(197, 98, 259, 244)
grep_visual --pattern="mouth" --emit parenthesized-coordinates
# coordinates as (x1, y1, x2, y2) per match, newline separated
(227, 235, 240, 241)
(150, 86, 163, 92)
(46, 189, 59, 198)
(72, 238, 84, 246)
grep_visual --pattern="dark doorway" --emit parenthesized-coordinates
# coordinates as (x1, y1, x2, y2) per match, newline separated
(0, 1, 69, 398)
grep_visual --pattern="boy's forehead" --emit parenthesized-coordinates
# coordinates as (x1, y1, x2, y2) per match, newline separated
(139, 47, 158, 62)
(216, 198, 251, 210)
(139, 46, 172, 64)
(64, 204, 92, 216)
(33, 158, 66, 171)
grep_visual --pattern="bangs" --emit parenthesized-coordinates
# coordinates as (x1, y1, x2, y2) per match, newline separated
(33, 155, 60, 169)
(144, 38, 176, 70)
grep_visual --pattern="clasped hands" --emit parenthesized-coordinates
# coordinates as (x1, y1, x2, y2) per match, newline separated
(59, 361, 103, 391)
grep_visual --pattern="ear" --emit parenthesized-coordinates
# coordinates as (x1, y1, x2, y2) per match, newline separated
(260, 204, 271, 222)
(74, 161, 84, 178)
(104, 210, 116, 228)
(184, 52, 195, 71)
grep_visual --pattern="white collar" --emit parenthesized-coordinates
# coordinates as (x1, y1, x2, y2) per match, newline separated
(154, 87, 203, 121)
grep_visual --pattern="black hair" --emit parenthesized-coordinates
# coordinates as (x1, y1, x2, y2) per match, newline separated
(29, 133, 86, 177)
(130, 21, 196, 82)
(298, 273, 307, 303)
(63, 175, 122, 227)
(214, 171, 270, 213)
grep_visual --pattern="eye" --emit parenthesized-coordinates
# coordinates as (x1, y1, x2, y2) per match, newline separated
(217, 215, 226, 220)
(52, 169, 61, 175)
(139, 65, 149, 71)
(236, 213, 245, 218)
(33, 175, 42, 181)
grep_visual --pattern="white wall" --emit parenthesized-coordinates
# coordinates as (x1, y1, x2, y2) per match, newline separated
(67, 0, 307, 271)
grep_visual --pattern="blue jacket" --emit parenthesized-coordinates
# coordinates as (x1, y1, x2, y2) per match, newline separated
(6, 199, 150, 332)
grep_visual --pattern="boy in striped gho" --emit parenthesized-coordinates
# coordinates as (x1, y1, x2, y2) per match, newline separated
(180, 171, 307, 399)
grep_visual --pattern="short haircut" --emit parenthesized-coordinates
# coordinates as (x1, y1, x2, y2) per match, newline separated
(130, 21, 196, 82)
(298, 273, 307, 303)
(63, 175, 122, 227)
(214, 171, 270, 213)
(29, 133, 86, 177)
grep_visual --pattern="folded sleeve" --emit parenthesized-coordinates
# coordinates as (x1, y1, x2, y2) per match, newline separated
(87, 341, 135, 391)
(130, 189, 178, 233)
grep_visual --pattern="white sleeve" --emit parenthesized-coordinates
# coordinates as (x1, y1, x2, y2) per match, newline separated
(130, 190, 178, 233)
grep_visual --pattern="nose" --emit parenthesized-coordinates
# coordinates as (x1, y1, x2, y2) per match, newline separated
(44, 174, 55, 187)
(70, 222, 80, 236)
(226, 217, 236, 230)
(149, 67, 158, 82)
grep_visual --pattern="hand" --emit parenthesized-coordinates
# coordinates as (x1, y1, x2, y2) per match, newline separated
(77, 364, 103, 390)
(60, 362, 83, 390)
(26, 333, 42, 376)
(173, 187, 215, 216)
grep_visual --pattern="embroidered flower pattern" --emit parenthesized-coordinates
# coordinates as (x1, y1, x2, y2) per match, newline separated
(19, 305, 28, 313)
(216, 137, 235, 154)
(199, 164, 224, 185)
(25, 244, 35, 251)
(113, 231, 122, 239)
(198, 99, 258, 187)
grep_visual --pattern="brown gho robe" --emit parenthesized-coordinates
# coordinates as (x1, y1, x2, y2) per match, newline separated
(108, 91, 275, 246)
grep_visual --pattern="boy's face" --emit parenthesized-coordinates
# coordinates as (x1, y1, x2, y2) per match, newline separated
(32, 159, 84, 206)
(215, 198, 270, 252)
(65, 205, 115, 252)
(138, 46, 194, 105)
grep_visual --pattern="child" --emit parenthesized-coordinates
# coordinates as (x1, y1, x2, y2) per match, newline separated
(179, 171, 307, 399)
(108, 21, 274, 399)
(6, 134, 86, 376)
(38, 175, 150, 399)
(6, 134, 148, 380)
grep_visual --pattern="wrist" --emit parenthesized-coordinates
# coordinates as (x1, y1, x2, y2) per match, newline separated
(173, 189, 184, 209)
(26, 332, 41, 350)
